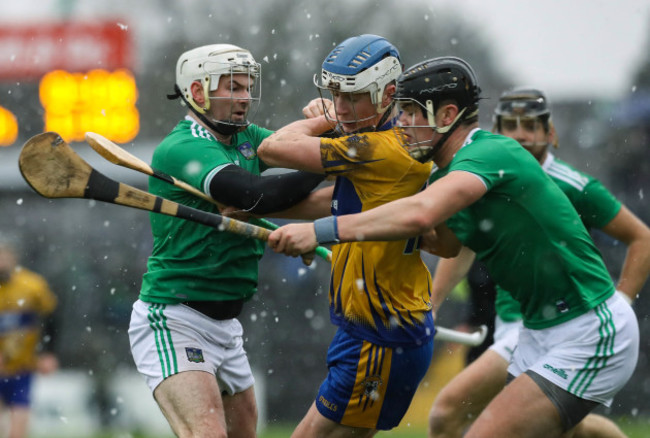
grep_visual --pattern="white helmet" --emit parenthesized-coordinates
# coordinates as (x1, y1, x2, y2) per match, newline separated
(172, 44, 261, 134)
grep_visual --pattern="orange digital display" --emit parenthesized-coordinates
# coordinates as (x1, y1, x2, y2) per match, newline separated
(0, 106, 18, 146)
(39, 69, 139, 143)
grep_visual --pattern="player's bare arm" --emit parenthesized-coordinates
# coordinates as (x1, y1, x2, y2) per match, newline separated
(600, 205, 650, 301)
(430, 246, 476, 313)
(268, 171, 486, 257)
(258, 116, 335, 172)
(337, 171, 487, 242)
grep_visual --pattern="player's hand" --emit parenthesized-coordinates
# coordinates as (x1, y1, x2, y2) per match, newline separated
(268, 223, 319, 259)
(420, 225, 462, 258)
(220, 205, 252, 222)
(300, 251, 316, 266)
(303, 98, 334, 119)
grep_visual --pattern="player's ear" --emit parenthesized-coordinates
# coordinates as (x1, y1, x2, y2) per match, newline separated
(190, 81, 206, 107)
(440, 103, 460, 127)
(382, 83, 396, 108)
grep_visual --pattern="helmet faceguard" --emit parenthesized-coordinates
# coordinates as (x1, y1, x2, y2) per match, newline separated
(493, 87, 557, 148)
(169, 44, 261, 136)
(394, 56, 481, 162)
(313, 34, 402, 131)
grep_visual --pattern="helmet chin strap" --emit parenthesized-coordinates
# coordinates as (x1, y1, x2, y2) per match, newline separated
(414, 101, 470, 163)
(168, 85, 247, 137)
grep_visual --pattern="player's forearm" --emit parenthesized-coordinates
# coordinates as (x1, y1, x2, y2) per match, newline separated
(337, 192, 434, 242)
(337, 172, 484, 243)
(431, 246, 476, 313)
(616, 237, 650, 300)
(258, 121, 327, 171)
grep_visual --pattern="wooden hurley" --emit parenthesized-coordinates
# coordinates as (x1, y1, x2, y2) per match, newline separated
(18, 132, 272, 241)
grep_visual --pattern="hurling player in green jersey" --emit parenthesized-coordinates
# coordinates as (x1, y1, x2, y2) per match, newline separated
(427, 88, 650, 438)
(129, 44, 323, 438)
(267, 58, 641, 438)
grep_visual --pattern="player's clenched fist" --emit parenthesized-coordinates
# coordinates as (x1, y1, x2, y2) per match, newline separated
(268, 222, 319, 257)
(303, 98, 334, 119)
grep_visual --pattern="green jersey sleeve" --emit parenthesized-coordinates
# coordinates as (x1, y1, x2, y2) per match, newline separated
(544, 155, 621, 230)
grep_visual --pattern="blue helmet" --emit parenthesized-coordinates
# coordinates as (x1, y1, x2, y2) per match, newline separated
(315, 34, 402, 108)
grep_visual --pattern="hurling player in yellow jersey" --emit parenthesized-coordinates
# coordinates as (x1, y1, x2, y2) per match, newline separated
(0, 242, 57, 438)
(259, 35, 459, 437)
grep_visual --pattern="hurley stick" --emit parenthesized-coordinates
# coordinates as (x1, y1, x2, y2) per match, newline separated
(435, 324, 488, 346)
(18, 132, 272, 241)
(84, 132, 332, 263)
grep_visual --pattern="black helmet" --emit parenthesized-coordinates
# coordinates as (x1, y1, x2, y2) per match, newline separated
(395, 57, 481, 162)
(395, 56, 481, 123)
(494, 87, 550, 119)
(493, 87, 556, 148)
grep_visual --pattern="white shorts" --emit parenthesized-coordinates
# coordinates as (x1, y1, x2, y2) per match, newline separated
(508, 293, 639, 406)
(488, 316, 522, 362)
(128, 299, 255, 395)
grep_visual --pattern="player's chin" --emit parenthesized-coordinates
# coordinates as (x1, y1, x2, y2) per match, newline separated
(230, 113, 247, 123)
(339, 120, 368, 133)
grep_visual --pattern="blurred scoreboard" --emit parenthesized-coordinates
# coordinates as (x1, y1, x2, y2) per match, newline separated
(0, 21, 137, 145)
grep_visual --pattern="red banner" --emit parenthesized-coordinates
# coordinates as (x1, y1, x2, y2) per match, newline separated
(0, 21, 132, 81)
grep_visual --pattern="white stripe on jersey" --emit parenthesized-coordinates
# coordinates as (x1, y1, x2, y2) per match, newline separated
(185, 115, 216, 141)
(203, 164, 233, 195)
(542, 153, 589, 191)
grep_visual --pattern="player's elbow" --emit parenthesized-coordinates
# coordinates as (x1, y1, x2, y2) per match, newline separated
(408, 210, 436, 236)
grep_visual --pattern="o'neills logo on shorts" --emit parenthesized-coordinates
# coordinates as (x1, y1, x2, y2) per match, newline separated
(543, 363, 568, 379)
(185, 347, 205, 363)
(318, 395, 338, 412)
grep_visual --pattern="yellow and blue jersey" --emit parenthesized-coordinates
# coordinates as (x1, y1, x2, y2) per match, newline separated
(0, 268, 57, 376)
(320, 121, 434, 347)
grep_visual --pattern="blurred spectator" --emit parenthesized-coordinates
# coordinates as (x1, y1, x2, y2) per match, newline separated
(0, 240, 58, 438)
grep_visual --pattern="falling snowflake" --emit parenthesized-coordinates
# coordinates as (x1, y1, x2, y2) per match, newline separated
(479, 219, 493, 232)
(185, 160, 201, 176)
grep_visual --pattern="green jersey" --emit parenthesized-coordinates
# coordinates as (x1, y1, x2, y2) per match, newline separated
(495, 152, 622, 322)
(139, 116, 273, 304)
(430, 129, 615, 329)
